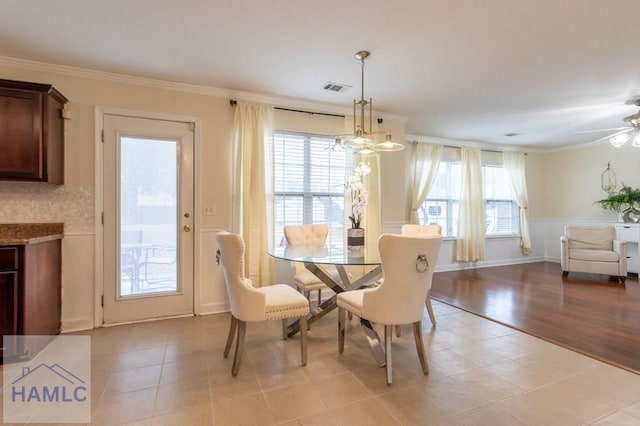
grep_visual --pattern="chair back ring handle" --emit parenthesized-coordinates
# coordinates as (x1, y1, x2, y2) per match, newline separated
(416, 254, 429, 273)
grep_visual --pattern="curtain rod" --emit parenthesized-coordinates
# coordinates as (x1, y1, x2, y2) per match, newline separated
(445, 144, 528, 155)
(229, 99, 345, 118)
(444, 144, 503, 154)
(414, 141, 527, 155)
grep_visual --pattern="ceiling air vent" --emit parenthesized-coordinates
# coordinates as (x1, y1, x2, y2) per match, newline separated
(323, 82, 350, 92)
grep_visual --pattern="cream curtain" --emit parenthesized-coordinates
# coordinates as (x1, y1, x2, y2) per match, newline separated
(232, 101, 274, 286)
(456, 147, 485, 262)
(502, 151, 532, 254)
(408, 142, 443, 224)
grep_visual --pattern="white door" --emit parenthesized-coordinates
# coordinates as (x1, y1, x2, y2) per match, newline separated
(102, 114, 194, 324)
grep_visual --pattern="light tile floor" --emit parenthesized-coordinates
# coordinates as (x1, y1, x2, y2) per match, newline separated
(3, 300, 640, 425)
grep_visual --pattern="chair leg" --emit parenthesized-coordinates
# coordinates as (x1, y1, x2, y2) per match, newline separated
(425, 289, 437, 326)
(562, 271, 569, 277)
(395, 325, 402, 337)
(412, 320, 429, 375)
(231, 320, 247, 376)
(282, 318, 288, 340)
(338, 307, 346, 353)
(317, 289, 322, 304)
(384, 325, 393, 385)
(300, 314, 308, 366)
(223, 315, 238, 358)
(304, 290, 313, 329)
(619, 276, 626, 284)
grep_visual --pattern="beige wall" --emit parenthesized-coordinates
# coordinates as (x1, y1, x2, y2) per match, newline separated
(542, 144, 640, 219)
(524, 152, 547, 218)
(378, 119, 408, 224)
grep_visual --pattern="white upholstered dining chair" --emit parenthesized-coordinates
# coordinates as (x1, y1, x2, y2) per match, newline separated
(401, 224, 442, 326)
(215, 231, 309, 376)
(284, 224, 340, 304)
(337, 233, 442, 385)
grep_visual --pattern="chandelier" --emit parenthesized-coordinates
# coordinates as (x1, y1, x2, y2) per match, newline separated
(332, 51, 404, 154)
(610, 100, 640, 148)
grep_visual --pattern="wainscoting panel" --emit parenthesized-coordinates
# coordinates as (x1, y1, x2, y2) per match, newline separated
(543, 217, 616, 262)
(61, 232, 95, 332)
(198, 228, 230, 315)
(384, 221, 545, 272)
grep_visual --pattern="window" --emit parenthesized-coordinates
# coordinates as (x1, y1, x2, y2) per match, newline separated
(419, 161, 519, 237)
(419, 161, 460, 237)
(273, 132, 350, 247)
(482, 165, 519, 235)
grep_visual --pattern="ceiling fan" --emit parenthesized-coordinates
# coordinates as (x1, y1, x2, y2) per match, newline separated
(600, 99, 640, 147)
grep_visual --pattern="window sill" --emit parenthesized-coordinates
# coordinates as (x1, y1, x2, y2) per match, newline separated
(442, 234, 521, 241)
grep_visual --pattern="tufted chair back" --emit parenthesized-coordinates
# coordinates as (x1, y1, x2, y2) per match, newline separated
(215, 231, 267, 322)
(284, 224, 329, 246)
(399, 224, 442, 326)
(364, 234, 442, 325)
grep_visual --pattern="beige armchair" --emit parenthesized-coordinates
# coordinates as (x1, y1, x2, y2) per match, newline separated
(560, 226, 627, 283)
(337, 233, 442, 385)
(215, 232, 309, 375)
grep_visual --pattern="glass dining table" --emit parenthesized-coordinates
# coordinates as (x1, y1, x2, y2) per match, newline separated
(269, 243, 386, 366)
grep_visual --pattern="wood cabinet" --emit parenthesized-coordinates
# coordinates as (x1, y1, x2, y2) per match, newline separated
(0, 240, 61, 361)
(0, 79, 68, 183)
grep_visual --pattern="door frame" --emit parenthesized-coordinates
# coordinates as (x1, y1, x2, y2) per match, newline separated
(94, 107, 202, 327)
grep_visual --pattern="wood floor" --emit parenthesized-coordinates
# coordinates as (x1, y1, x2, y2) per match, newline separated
(430, 261, 640, 374)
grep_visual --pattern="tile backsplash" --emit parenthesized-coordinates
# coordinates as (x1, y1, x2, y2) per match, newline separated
(0, 182, 93, 233)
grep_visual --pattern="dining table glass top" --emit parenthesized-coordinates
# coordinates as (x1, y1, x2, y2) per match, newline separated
(269, 243, 380, 266)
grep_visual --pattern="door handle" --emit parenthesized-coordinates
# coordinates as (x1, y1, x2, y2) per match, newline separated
(183, 224, 191, 232)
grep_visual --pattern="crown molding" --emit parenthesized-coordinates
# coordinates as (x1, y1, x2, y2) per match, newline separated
(0, 55, 407, 122)
(405, 131, 613, 153)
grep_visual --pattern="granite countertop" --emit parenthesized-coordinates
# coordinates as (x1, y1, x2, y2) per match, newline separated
(0, 223, 64, 245)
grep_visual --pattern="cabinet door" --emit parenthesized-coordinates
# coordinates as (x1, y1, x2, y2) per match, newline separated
(0, 89, 43, 180)
(0, 271, 19, 336)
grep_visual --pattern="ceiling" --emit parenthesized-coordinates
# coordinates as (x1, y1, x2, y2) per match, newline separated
(3, 0, 640, 150)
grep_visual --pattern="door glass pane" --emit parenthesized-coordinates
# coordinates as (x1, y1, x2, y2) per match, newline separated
(119, 136, 178, 297)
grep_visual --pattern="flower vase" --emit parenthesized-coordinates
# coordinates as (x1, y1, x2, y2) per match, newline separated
(622, 207, 640, 223)
(347, 228, 365, 254)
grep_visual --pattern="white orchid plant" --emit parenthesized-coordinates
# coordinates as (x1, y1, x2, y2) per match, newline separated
(345, 162, 371, 229)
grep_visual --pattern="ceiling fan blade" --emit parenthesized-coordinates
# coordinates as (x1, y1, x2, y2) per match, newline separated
(575, 127, 628, 134)
(591, 128, 632, 143)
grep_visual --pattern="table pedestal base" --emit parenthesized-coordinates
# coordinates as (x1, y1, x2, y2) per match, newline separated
(286, 262, 385, 366)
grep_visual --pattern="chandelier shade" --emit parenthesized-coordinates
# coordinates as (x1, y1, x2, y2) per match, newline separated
(334, 50, 404, 154)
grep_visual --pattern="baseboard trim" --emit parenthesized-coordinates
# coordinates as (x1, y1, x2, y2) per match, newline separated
(61, 317, 95, 333)
(198, 302, 230, 315)
(434, 256, 546, 272)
